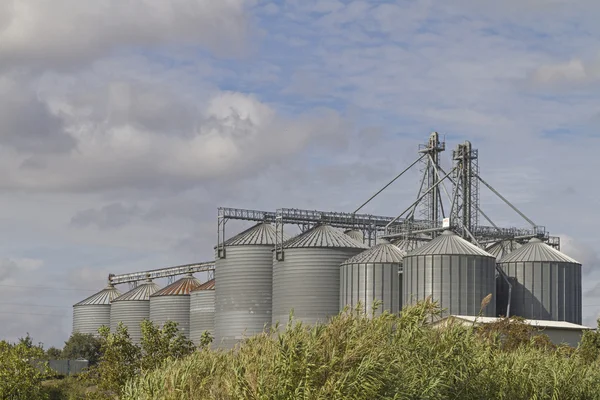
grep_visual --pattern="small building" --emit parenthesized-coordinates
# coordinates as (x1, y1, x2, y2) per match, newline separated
(431, 315, 592, 348)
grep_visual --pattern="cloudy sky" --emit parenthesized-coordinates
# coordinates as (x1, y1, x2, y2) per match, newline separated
(1, 0, 600, 347)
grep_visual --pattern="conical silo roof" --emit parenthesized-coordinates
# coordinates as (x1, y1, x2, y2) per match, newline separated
(191, 278, 215, 292)
(392, 239, 416, 252)
(344, 229, 364, 243)
(407, 230, 493, 257)
(282, 224, 369, 249)
(377, 238, 390, 245)
(342, 243, 406, 265)
(150, 274, 201, 297)
(223, 222, 289, 246)
(498, 237, 580, 264)
(112, 280, 161, 302)
(486, 240, 522, 260)
(74, 284, 121, 306)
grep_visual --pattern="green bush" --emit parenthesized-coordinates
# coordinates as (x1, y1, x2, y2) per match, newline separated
(0, 339, 50, 400)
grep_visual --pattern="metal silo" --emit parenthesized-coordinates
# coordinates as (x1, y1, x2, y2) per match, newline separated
(486, 240, 522, 261)
(110, 279, 160, 343)
(190, 279, 215, 346)
(498, 238, 582, 324)
(402, 230, 497, 317)
(214, 223, 288, 349)
(73, 283, 121, 336)
(272, 224, 369, 326)
(149, 273, 201, 338)
(344, 229, 364, 244)
(340, 243, 406, 316)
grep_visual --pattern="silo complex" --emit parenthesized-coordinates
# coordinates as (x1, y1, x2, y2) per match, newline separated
(498, 238, 582, 324)
(214, 223, 288, 349)
(73, 284, 121, 336)
(272, 224, 368, 326)
(340, 243, 406, 316)
(149, 274, 201, 338)
(344, 229, 365, 244)
(402, 230, 497, 317)
(110, 279, 160, 343)
(486, 240, 522, 261)
(190, 279, 215, 346)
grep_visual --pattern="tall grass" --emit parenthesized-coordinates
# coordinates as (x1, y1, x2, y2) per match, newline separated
(123, 300, 600, 400)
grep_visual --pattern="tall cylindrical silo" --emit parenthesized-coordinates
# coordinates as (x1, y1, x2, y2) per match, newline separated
(340, 243, 406, 316)
(190, 279, 215, 346)
(498, 238, 582, 324)
(149, 273, 201, 338)
(486, 240, 522, 261)
(214, 223, 289, 349)
(110, 279, 160, 343)
(272, 224, 369, 326)
(402, 230, 497, 317)
(73, 283, 121, 336)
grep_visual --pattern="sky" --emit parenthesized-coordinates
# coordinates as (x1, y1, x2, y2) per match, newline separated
(1, 0, 600, 348)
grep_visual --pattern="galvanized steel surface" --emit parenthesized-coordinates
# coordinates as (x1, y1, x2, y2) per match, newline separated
(340, 244, 405, 315)
(190, 279, 215, 346)
(110, 280, 160, 344)
(344, 229, 364, 244)
(403, 231, 496, 317)
(149, 295, 192, 338)
(112, 280, 160, 302)
(486, 240, 522, 260)
(498, 238, 582, 324)
(223, 222, 287, 246)
(74, 284, 121, 306)
(151, 274, 201, 296)
(283, 224, 369, 249)
(73, 285, 121, 336)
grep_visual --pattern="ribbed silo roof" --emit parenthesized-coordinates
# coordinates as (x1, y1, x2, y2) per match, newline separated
(74, 284, 121, 306)
(498, 238, 580, 264)
(376, 238, 390, 244)
(283, 224, 369, 249)
(486, 240, 522, 260)
(191, 278, 215, 292)
(342, 243, 406, 264)
(392, 239, 416, 252)
(150, 274, 201, 297)
(407, 230, 493, 257)
(344, 229, 364, 243)
(112, 280, 161, 302)
(223, 222, 289, 246)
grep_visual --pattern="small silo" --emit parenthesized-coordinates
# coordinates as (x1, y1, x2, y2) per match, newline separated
(149, 273, 201, 338)
(73, 283, 121, 336)
(190, 278, 215, 346)
(340, 243, 406, 316)
(272, 224, 369, 326)
(110, 279, 160, 343)
(486, 240, 522, 261)
(344, 229, 365, 244)
(498, 238, 582, 324)
(402, 230, 497, 317)
(214, 223, 288, 349)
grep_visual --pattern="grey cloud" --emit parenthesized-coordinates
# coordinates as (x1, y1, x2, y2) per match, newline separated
(71, 203, 142, 230)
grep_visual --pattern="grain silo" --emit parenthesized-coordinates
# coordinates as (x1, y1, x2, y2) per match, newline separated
(214, 223, 288, 349)
(110, 279, 160, 343)
(486, 240, 522, 261)
(340, 243, 406, 316)
(149, 273, 201, 338)
(344, 229, 365, 244)
(498, 238, 582, 324)
(272, 224, 369, 326)
(402, 230, 496, 317)
(73, 283, 121, 336)
(190, 278, 215, 346)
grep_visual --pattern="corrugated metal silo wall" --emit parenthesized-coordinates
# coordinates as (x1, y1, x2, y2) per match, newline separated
(340, 262, 401, 316)
(190, 290, 215, 346)
(110, 301, 150, 344)
(272, 247, 364, 326)
(73, 305, 111, 336)
(214, 246, 272, 349)
(149, 296, 191, 338)
(402, 254, 496, 317)
(498, 261, 581, 324)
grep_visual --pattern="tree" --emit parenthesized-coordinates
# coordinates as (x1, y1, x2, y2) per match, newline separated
(139, 320, 195, 371)
(578, 318, 600, 363)
(62, 332, 102, 365)
(46, 346, 62, 359)
(0, 339, 50, 400)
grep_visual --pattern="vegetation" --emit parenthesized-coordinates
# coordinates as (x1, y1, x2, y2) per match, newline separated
(61, 332, 102, 365)
(0, 337, 50, 400)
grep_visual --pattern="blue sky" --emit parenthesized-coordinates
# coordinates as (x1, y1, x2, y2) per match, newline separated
(1, 0, 600, 347)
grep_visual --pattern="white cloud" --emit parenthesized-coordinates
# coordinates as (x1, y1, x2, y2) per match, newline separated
(530, 59, 600, 85)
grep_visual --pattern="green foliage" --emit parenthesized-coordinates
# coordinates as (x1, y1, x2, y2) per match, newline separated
(139, 320, 195, 372)
(46, 347, 63, 360)
(123, 300, 600, 400)
(0, 339, 50, 400)
(61, 332, 102, 365)
(578, 318, 600, 363)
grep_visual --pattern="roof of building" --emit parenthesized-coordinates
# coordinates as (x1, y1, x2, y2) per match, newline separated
(223, 223, 289, 246)
(434, 315, 592, 331)
(342, 243, 406, 264)
(344, 229, 364, 243)
(74, 284, 121, 306)
(150, 274, 201, 297)
(283, 224, 369, 249)
(112, 280, 161, 302)
(486, 240, 523, 260)
(406, 230, 494, 257)
(190, 278, 215, 292)
(498, 238, 580, 264)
